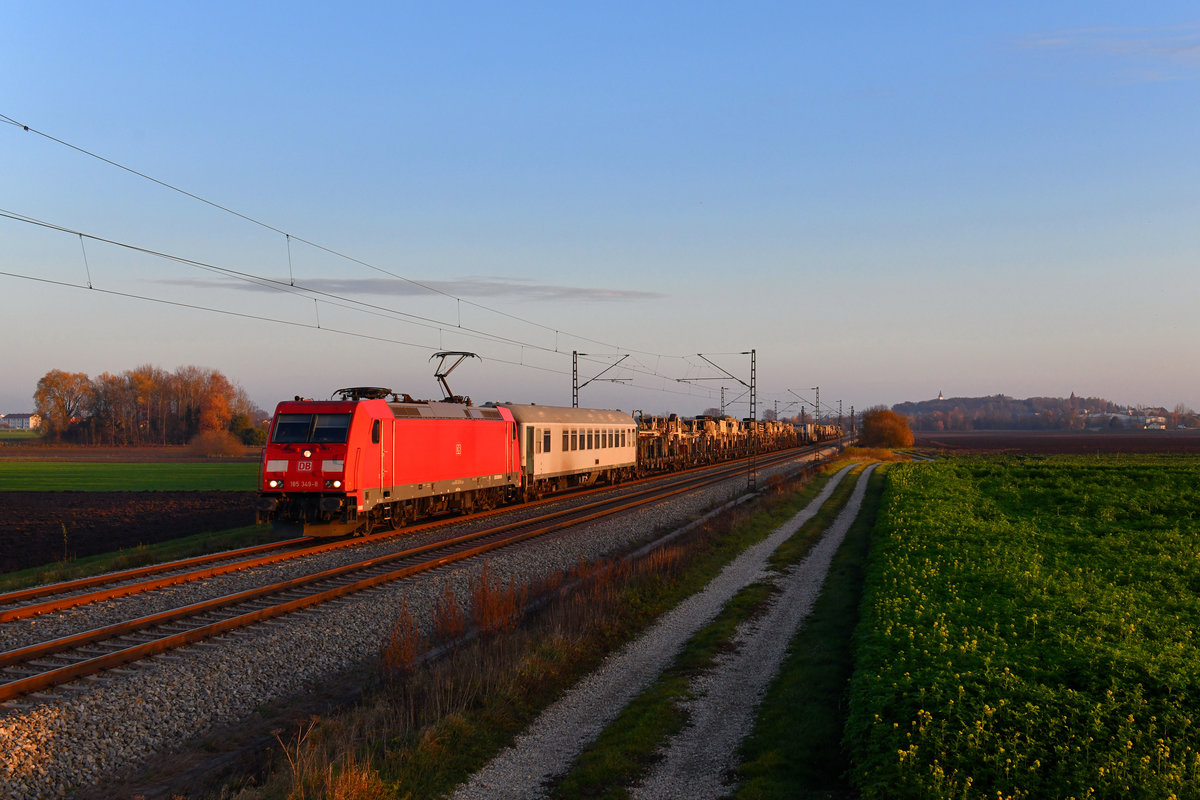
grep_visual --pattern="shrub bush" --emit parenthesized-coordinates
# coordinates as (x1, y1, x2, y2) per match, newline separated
(189, 429, 246, 458)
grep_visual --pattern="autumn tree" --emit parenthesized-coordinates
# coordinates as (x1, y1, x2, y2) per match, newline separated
(34, 370, 92, 438)
(859, 406, 915, 448)
(89, 372, 133, 444)
(34, 364, 264, 446)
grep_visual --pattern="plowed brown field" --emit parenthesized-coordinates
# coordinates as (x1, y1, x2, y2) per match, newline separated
(0, 491, 254, 573)
(915, 429, 1200, 454)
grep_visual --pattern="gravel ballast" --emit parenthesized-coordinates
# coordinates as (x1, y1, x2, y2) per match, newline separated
(450, 463, 862, 800)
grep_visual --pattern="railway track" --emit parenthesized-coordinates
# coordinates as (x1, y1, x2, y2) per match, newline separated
(0, 446, 812, 622)
(0, 447, 813, 704)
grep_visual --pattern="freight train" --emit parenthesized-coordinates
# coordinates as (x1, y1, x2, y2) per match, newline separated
(256, 386, 841, 537)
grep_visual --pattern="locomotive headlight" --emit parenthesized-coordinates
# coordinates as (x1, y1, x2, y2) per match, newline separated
(268, 479, 283, 489)
(303, 449, 313, 458)
(324, 479, 343, 489)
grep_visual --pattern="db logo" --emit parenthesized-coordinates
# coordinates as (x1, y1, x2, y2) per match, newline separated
(297, 461, 313, 472)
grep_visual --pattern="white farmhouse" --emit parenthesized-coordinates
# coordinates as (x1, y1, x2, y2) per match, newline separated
(0, 413, 42, 430)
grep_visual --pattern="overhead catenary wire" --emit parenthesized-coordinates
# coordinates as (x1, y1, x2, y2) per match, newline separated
(0, 267, 705, 391)
(0, 115, 774, 407)
(0, 255, 718, 405)
(0, 112, 681, 360)
(0, 207, 700, 392)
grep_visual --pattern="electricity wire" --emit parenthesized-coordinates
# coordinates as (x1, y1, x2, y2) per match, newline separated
(0, 207, 701, 391)
(0, 239, 717, 404)
(1, 113, 683, 360)
(0, 115, 761, 405)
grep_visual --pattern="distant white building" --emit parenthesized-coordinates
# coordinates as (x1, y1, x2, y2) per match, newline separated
(0, 413, 41, 430)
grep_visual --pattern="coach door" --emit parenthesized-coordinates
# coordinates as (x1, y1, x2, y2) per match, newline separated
(524, 425, 536, 481)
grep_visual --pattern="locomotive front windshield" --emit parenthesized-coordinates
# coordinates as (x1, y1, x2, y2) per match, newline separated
(271, 413, 352, 444)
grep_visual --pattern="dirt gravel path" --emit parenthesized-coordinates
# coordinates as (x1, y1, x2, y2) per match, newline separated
(631, 463, 876, 799)
(450, 463, 868, 800)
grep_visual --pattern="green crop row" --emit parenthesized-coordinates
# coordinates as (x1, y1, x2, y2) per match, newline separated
(0, 461, 259, 491)
(847, 457, 1200, 800)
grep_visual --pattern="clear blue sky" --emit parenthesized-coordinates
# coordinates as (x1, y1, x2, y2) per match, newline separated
(3, 2, 1198, 420)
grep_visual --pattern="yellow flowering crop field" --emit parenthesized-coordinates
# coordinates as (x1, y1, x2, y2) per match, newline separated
(846, 457, 1200, 800)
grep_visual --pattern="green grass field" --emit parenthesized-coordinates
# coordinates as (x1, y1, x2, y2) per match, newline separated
(846, 457, 1200, 799)
(0, 461, 259, 491)
(0, 430, 42, 441)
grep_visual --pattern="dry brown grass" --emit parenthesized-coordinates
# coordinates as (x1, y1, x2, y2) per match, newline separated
(378, 598, 424, 682)
(841, 446, 911, 462)
(470, 562, 528, 635)
(432, 580, 467, 642)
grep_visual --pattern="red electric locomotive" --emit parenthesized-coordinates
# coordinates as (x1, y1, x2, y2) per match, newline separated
(256, 387, 521, 537)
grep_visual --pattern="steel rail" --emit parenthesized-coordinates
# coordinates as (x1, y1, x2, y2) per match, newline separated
(0, 456, 760, 668)
(0, 444, 811, 622)
(0, 450, 805, 702)
(0, 537, 309, 609)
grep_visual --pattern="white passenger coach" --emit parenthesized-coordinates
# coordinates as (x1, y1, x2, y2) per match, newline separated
(500, 403, 637, 497)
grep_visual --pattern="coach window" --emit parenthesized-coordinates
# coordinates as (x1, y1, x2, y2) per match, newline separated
(544, 429, 552, 452)
(534, 428, 541, 454)
(563, 430, 569, 452)
(571, 429, 578, 451)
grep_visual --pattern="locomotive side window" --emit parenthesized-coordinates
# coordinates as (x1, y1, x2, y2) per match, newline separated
(371, 419, 381, 444)
(544, 429, 552, 453)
